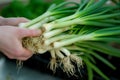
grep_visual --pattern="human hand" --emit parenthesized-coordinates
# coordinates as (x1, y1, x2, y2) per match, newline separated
(0, 17, 41, 61)
(0, 26, 41, 60)
(0, 17, 28, 26)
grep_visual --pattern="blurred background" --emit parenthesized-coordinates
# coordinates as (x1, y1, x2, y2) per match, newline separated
(0, 0, 79, 19)
(0, 0, 64, 19)
(0, 0, 120, 80)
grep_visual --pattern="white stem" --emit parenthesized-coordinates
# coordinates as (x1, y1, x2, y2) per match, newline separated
(44, 35, 75, 46)
(60, 48, 71, 56)
(55, 49, 64, 59)
(43, 27, 69, 39)
(53, 34, 94, 48)
(28, 16, 56, 29)
(38, 49, 48, 54)
(43, 23, 53, 32)
(53, 15, 75, 23)
(50, 50, 56, 58)
(28, 22, 43, 29)
(19, 23, 27, 28)
(43, 18, 82, 31)
(23, 11, 51, 28)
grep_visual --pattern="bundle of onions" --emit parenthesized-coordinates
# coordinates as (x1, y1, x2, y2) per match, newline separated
(19, 0, 120, 80)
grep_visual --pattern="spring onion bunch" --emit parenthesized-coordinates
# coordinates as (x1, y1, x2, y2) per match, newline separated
(19, 0, 120, 80)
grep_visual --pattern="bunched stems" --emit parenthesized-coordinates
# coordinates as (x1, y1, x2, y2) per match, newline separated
(20, 0, 120, 80)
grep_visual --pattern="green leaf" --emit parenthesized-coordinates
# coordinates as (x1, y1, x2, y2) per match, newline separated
(89, 51, 116, 69)
(86, 63, 94, 80)
(84, 0, 95, 9)
(73, 45, 116, 69)
(77, 0, 108, 16)
(83, 57, 110, 80)
(93, 37, 120, 43)
(93, 26, 120, 37)
(81, 42, 120, 57)
(83, 53, 96, 64)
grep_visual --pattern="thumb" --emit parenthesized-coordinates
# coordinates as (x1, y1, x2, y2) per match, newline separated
(19, 28, 42, 38)
(16, 48, 33, 61)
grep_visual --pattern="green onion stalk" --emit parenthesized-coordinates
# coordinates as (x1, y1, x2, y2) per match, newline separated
(19, 0, 120, 80)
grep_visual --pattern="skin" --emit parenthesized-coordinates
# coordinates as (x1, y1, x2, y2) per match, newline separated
(0, 17, 41, 61)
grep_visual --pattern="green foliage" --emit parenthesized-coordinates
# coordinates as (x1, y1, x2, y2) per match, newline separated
(0, 0, 64, 19)
(1, 0, 33, 19)
(83, 57, 109, 80)
(111, 0, 120, 5)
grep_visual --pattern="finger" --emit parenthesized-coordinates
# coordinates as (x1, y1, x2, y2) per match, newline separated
(16, 56, 32, 61)
(22, 48, 33, 57)
(10, 49, 32, 60)
(14, 48, 33, 60)
(18, 28, 42, 38)
(17, 49, 33, 61)
(2, 51, 15, 59)
(4, 17, 29, 26)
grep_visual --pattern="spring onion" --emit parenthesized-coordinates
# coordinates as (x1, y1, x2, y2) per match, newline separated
(19, 0, 120, 80)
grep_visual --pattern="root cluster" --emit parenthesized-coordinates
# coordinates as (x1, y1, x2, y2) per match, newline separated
(22, 34, 83, 76)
